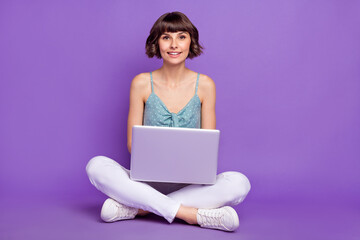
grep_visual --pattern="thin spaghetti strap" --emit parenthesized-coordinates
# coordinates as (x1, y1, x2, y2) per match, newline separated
(150, 72, 154, 93)
(195, 72, 200, 94)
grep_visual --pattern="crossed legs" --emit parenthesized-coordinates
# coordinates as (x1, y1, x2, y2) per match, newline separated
(86, 156, 251, 224)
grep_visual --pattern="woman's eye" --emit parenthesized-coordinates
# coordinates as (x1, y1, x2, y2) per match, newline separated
(162, 36, 169, 40)
(179, 35, 186, 39)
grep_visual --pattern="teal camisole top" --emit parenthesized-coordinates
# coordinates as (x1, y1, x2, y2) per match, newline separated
(143, 72, 201, 128)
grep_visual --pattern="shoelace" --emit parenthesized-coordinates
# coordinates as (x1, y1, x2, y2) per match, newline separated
(199, 209, 225, 228)
(115, 203, 136, 218)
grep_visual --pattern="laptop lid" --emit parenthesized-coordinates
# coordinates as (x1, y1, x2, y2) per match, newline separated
(130, 125, 220, 184)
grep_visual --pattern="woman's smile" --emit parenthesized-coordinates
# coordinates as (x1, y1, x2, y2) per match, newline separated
(167, 51, 182, 57)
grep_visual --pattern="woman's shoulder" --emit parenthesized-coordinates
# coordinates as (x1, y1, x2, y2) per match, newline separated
(130, 72, 152, 95)
(130, 72, 152, 102)
(131, 72, 150, 86)
(198, 73, 216, 91)
(196, 73, 216, 102)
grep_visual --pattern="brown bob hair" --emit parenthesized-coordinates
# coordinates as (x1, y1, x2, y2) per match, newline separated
(145, 12, 204, 59)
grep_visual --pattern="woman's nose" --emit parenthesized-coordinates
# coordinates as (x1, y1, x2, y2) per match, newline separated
(170, 39, 178, 49)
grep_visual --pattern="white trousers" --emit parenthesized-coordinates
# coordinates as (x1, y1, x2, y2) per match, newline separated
(86, 155, 251, 223)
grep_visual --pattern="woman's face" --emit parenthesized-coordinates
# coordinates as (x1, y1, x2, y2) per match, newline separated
(158, 31, 191, 64)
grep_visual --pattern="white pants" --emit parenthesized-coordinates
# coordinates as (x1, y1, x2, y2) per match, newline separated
(86, 155, 251, 223)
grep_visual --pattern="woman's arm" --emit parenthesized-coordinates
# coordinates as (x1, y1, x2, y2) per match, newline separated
(127, 74, 147, 154)
(200, 75, 216, 129)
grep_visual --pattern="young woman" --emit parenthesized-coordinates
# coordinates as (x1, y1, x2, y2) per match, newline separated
(86, 12, 251, 232)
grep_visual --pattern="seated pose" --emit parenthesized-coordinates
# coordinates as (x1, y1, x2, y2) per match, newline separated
(86, 11, 251, 232)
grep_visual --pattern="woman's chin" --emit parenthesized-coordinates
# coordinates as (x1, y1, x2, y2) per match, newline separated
(162, 58, 187, 65)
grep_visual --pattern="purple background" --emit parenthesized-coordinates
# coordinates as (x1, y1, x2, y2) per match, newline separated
(1, 0, 359, 239)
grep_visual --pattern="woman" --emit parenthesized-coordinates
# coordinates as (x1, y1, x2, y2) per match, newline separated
(86, 11, 251, 232)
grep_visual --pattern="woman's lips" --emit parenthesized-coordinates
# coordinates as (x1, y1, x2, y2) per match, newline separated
(167, 52, 181, 58)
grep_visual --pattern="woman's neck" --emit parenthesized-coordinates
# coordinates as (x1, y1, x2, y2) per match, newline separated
(157, 62, 190, 87)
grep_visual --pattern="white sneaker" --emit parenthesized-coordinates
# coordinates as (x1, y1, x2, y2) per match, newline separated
(196, 206, 240, 231)
(100, 198, 139, 222)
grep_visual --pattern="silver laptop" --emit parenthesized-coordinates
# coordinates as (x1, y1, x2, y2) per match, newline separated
(130, 125, 220, 184)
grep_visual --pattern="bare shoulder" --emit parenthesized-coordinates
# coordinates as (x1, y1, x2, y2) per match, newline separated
(130, 72, 151, 102)
(198, 73, 216, 101)
(131, 72, 149, 88)
(199, 73, 216, 88)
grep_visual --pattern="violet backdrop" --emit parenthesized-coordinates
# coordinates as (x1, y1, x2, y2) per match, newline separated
(0, 0, 359, 239)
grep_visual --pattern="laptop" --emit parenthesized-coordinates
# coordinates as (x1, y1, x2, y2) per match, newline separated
(130, 125, 220, 184)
